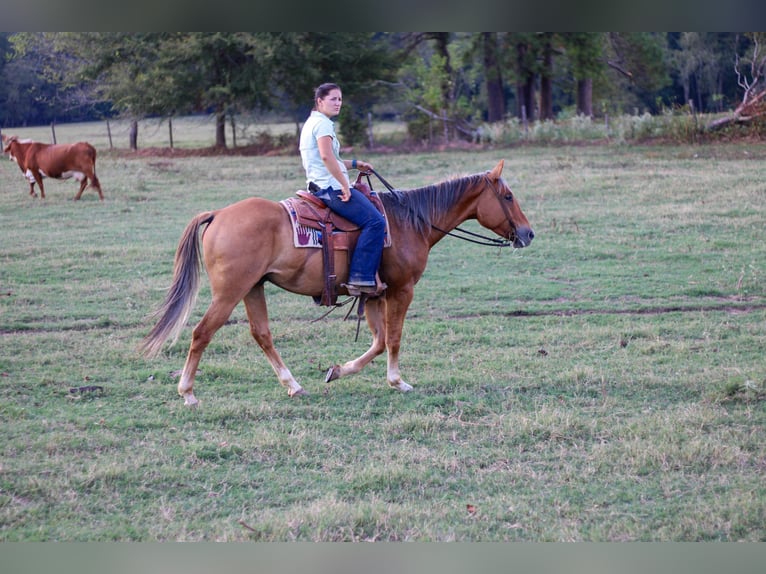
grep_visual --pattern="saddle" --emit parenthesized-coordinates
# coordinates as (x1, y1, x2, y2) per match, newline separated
(285, 175, 389, 307)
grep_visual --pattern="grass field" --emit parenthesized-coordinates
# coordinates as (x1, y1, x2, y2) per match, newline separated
(0, 133, 764, 540)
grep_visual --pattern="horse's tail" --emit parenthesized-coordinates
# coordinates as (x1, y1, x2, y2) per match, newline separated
(140, 211, 216, 357)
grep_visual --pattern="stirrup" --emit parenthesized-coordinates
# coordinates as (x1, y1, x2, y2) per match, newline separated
(343, 281, 387, 297)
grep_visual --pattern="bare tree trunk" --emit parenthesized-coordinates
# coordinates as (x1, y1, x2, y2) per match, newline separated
(539, 41, 554, 121)
(215, 108, 226, 149)
(516, 42, 536, 121)
(482, 33, 506, 122)
(129, 120, 138, 151)
(576, 78, 593, 116)
(706, 89, 766, 130)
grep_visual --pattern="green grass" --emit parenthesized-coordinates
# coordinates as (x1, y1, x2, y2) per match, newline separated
(0, 137, 764, 540)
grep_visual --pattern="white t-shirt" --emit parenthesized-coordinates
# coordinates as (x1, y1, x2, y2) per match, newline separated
(299, 110, 348, 190)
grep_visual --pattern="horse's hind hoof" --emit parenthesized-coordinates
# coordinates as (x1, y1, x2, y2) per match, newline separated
(325, 365, 341, 383)
(289, 388, 308, 397)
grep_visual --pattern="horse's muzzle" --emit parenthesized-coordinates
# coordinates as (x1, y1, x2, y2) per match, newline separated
(513, 226, 535, 248)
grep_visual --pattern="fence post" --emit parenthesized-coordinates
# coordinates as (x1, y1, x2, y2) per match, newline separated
(106, 119, 113, 149)
(50, 121, 57, 144)
(168, 117, 174, 149)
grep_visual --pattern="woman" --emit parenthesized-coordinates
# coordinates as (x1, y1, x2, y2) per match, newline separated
(299, 82, 386, 295)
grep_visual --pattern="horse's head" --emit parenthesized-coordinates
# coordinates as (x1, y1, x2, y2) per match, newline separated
(476, 160, 534, 248)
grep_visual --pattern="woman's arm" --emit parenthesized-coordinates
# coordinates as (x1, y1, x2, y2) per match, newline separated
(343, 159, 373, 172)
(317, 135, 352, 201)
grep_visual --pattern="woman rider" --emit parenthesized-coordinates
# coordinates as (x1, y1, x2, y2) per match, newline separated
(299, 82, 386, 295)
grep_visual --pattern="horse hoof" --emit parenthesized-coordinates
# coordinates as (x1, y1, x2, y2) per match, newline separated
(391, 381, 413, 392)
(289, 388, 308, 397)
(183, 394, 199, 407)
(325, 365, 341, 383)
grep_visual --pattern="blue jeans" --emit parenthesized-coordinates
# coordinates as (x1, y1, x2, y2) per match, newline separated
(317, 186, 385, 285)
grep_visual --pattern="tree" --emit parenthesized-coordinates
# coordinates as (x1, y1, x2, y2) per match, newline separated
(397, 32, 460, 142)
(602, 33, 671, 114)
(3, 32, 98, 127)
(168, 33, 272, 148)
(561, 33, 606, 117)
(669, 33, 734, 113)
(538, 33, 557, 121)
(10, 33, 274, 149)
(70, 33, 182, 149)
(707, 33, 766, 131)
(479, 32, 505, 122)
(512, 33, 538, 121)
(265, 32, 398, 146)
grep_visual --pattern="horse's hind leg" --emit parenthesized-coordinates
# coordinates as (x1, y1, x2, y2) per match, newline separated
(177, 297, 239, 406)
(243, 284, 306, 397)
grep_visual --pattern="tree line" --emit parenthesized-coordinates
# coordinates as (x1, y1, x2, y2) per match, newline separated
(1, 32, 763, 148)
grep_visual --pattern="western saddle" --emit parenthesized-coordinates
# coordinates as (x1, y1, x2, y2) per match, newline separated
(289, 176, 388, 307)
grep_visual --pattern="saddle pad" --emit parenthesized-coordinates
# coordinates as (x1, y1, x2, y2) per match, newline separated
(281, 197, 324, 248)
(280, 196, 392, 249)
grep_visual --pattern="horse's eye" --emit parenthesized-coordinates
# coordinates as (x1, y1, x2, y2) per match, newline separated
(504, 193, 514, 202)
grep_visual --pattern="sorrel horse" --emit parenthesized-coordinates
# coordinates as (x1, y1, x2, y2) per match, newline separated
(141, 160, 533, 406)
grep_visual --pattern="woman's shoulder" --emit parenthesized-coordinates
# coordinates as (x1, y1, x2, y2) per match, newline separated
(306, 112, 334, 136)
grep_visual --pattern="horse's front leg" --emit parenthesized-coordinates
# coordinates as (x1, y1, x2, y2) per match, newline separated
(326, 287, 414, 392)
(243, 285, 306, 397)
(381, 287, 415, 392)
(325, 296, 387, 383)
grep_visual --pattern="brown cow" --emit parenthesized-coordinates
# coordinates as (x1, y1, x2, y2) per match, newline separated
(3, 135, 103, 200)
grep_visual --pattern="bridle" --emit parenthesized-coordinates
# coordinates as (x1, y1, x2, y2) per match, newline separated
(367, 169, 517, 248)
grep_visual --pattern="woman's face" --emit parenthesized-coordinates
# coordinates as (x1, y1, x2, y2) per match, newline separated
(316, 89, 342, 118)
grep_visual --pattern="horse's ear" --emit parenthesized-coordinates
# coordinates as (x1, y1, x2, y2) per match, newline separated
(488, 160, 504, 181)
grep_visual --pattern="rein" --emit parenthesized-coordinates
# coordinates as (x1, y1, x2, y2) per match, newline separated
(367, 168, 515, 248)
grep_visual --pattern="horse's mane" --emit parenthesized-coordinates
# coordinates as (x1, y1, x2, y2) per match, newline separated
(378, 173, 485, 235)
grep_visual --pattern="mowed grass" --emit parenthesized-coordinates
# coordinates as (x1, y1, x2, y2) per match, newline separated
(0, 137, 764, 541)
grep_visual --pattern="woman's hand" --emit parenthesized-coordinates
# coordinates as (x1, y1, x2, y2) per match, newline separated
(340, 186, 352, 202)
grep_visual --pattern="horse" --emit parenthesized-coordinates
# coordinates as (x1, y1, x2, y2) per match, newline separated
(141, 160, 534, 406)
